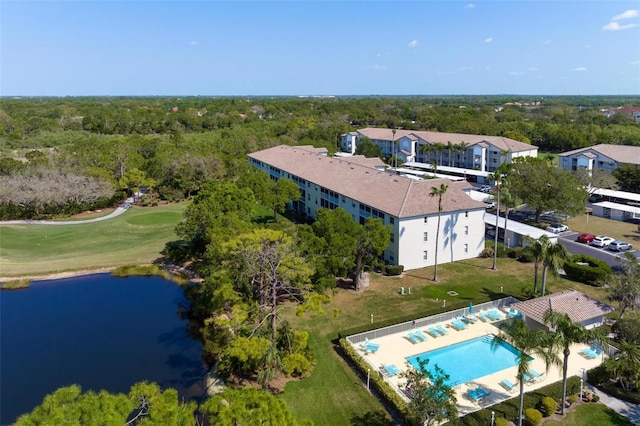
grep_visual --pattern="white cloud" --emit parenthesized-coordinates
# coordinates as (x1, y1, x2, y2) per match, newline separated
(603, 21, 638, 31)
(528, 67, 539, 72)
(189, 41, 199, 46)
(408, 40, 419, 48)
(630, 60, 640, 65)
(466, 3, 476, 9)
(611, 10, 639, 21)
(572, 67, 587, 72)
(373, 65, 387, 71)
(484, 37, 493, 43)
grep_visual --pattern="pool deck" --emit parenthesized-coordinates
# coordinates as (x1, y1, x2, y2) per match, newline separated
(352, 312, 605, 417)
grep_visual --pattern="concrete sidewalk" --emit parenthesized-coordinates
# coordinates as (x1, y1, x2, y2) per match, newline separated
(587, 383, 640, 424)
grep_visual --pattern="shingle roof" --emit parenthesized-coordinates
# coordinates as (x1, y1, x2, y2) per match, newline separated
(355, 127, 537, 153)
(248, 145, 486, 218)
(558, 144, 640, 165)
(511, 290, 614, 326)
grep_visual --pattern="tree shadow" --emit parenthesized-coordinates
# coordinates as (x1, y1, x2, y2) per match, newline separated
(350, 410, 395, 426)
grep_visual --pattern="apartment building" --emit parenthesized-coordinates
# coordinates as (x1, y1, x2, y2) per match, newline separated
(558, 144, 640, 173)
(248, 145, 487, 270)
(341, 127, 538, 172)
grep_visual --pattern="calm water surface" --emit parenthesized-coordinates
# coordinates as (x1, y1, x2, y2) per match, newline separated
(0, 274, 206, 425)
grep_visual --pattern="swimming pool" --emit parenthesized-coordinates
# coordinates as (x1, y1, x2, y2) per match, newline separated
(405, 335, 529, 385)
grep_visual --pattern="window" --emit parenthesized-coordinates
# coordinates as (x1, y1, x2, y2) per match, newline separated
(390, 217, 395, 224)
(465, 226, 469, 235)
(423, 251, 428, 260)
(423, 232, 428, 242)
(390, 255, 395, 262)
(424, 217, 428, 223)
(465, 211, 469, 218)
(390, 233, 395, 242)
(464, 244, 469, 253)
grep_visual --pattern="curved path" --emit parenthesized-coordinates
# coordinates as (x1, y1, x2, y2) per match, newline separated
(0, 197, 134, 226)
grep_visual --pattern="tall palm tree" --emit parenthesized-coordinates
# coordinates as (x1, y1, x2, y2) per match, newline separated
(447, 141, 454, 166)
(543, 309, 602, 414)
(603, 341, 640, 391)
(488, 164, 508, 270)
(540, 241, 570, 297)
(429, 184, 448, 282)
(433, 142, 446, 165)
(421, 142, 433, 163)
(493, 319, 556, 426)
(523, 235, 550, 295)
(459, 141, 468, 168)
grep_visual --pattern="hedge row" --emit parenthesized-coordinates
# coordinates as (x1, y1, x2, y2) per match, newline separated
(563, 254, 612, 285)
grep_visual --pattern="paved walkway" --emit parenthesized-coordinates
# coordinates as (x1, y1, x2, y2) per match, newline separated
(0, 197, 134, 226)
(587, 383, 640, 424)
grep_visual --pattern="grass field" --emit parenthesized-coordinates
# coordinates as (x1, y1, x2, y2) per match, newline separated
(543, 402, 635, 426)
(0, 203, 187, 278)
(566, 214, 640, 245)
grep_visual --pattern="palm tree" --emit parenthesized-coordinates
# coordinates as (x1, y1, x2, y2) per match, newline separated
(493, 319, 556, 426)
(523, 235, 550, 296)
(430, 161, 438, 178)
(540, 241, 569, 297)
(433, 142, 446, 165)
(421, 142, 433, 163)
(429, 184, 448, 282)
(458, 141, 468, 168)
(603, 341, 640, 391)
(447, 141, 454, 166)
(487, 164, 508, 270)
(543, 309, 602, 414)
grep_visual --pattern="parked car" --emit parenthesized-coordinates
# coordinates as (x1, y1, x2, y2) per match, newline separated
(546, 223, 569, 234)
(608, 241, 633, 252)
(576, 233, 596, 243)
(478, 185, 491, 193)
(590, 235, 614, 248)
(484, 200, 495, 209)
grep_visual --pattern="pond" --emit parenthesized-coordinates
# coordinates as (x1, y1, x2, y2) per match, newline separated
(0, 274, 206, 425)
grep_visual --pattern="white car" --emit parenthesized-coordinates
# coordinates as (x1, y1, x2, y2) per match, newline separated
(478, 185, 492, 193)
(590, 235, 614, 248)
(545, 223, 569, 234)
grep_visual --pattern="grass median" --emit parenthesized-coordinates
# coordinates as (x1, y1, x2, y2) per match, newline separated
(0, 203, 187, 278)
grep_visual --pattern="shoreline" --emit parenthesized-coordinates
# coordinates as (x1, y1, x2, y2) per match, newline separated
(0, 267, 117, 283)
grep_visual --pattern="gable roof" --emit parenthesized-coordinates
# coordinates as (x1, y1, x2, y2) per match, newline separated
(511, 290, 614, 325)
(248, 145, 485, 218)
(354, 127, 537, 153)
(559, 144, 640, 165)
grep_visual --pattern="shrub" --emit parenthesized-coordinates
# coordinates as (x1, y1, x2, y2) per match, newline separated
(567, 394, 579, 405)
(282, 353, 313, 377)
(481, 247, 494, 258)
(496, 245, 513, 258)
(509, 247, 523, 259)
(524, 408, 542, 426)
(518, 249, 535, 263)
(539, 396, 558, 417)
(385, 265, 404, 276)
(612, 318, 640, 344)
(563, 254, 612, 285)
(495, 418, 510, 426)
(586, 364, 612, 386)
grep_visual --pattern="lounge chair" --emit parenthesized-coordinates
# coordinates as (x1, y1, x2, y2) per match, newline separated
(462, 313, 478, 323)
(487, 308, 503, 320)
(478, 311, 491, 322)
(427, 326, 441, 337)
(500, 378, 517, 392)
(451, 318, 467, 330)
(414, 329, 429, 341)
(524, 369, 543, 383)
(383, 364, 400, 376)
(507, 307, 522, 318)
(582, 345, 602, 359)
(435, 323, 449, 335)
(467, 388, 481, 401)
(361, 338, 380, 353)
(475, 386, 491, 398)
(407, 331, 422, 343)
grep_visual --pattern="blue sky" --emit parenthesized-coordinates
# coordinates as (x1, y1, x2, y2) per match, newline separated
(2, 1, 639, 96)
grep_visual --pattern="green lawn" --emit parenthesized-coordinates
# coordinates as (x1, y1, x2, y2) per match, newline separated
(566, 214, 640, 245)
(0, 203, 187, 278)
(543, 402, 635, 426)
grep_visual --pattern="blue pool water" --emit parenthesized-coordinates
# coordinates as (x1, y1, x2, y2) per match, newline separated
(406, 335, 529, 385)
